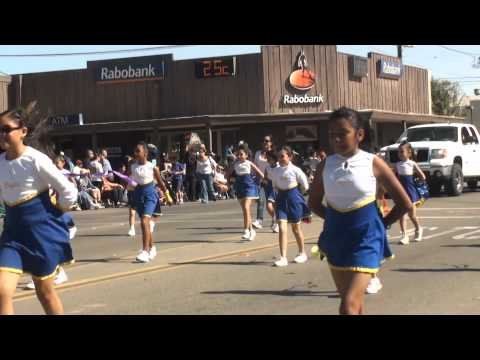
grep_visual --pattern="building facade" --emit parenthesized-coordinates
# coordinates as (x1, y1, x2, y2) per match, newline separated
(7, 45, 463, 163)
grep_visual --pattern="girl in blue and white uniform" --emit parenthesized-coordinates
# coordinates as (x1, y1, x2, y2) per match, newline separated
(308, 107, 412, 315)
(0, 104, 78, 315)
(269, 146, 311, 267)
(231, 144, 264, 241)
(264, 150, 279, 233)
(131, 142, 170, 263)
(395, 141, 426, 245)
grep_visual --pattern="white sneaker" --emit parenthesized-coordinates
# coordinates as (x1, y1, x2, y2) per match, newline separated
(25, 280, 35, 290)
(293, 253, 308, 264)
(271, 223, 279, 233)
(69, 226, 77, 240)
(150, 221, 155, 234)
(54, 268, 68, 285)
(241, 229, 251, 240)
(274, 257, 288, 267)
(414, 227, 423, 242)
(252, 220, 263, 229)
(399, 234, 410, 245)
(128, 227, 136, 237)
(248, 229, 256, 241)
(366, 277, 383, 294)
(25, 268, 68, 289)
(149, 246, 157, 260)
(136, 250, 150, 263)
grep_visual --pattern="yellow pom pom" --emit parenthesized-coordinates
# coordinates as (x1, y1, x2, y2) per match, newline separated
(310, 245, 320, 257)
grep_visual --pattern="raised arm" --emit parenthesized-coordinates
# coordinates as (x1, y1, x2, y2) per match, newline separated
(295, 166, 309, 193)
(37, 156, 78, 211)
(249, 161, 265, 179)
(413, 162, 426, 181)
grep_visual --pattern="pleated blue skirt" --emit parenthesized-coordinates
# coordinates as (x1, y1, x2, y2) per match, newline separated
(398, 175, 420, 204)
(0, 192, 74, 279)
(234, 174, 259, 200)
(276, 187, 311, 224)
(318, 201, 393, 274)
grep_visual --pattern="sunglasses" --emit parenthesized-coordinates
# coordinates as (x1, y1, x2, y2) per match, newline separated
(0, 126, 23, 135)
(263, 139, 271, 143)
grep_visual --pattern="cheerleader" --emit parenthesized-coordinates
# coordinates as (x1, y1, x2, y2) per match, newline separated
(308, 107, 412, 315)
(0, 104, 78, 315)
(264, 150, 279, 233)
(230, 144, 264, 241)
(131, 142, 170, 263)
(269, 146, 311, 267)
(395, 141, 426, 245)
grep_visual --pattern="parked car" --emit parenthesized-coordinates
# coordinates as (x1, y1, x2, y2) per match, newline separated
(380, 123, 480, 196)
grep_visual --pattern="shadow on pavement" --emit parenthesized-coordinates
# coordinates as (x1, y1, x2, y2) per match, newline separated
(393, 267, 480, 272)
(441, 244, 480, 248)
(201, 289, 339, 298)
(175, 260, 272, 266)
(75, 257, 127, 264)
(177, 227, 242, 231)
(77, 234, 128, 238)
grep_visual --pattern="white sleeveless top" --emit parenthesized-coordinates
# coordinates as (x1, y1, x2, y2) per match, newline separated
(322, 150, 376, 212)
(234, 160, 253, 176)
(270, 162, 309, 192)
(396, 160, 415, 176)
(131, 161, 155, 185)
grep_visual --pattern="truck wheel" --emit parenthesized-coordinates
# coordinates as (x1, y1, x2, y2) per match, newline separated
(429, 183, 442, 195)
(447, 164, 463, 196)
(468, 180, 478, 189)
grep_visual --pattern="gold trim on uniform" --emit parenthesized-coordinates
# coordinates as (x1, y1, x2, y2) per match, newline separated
(0, 260, 75, 279)
(0, 267, 23, 275)
(4, 190, 48, 207)
(326, 196, 377, 213)
(328, 264, 379, 274)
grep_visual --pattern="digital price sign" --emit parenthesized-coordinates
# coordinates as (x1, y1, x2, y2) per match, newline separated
(195, 57, 236, 78)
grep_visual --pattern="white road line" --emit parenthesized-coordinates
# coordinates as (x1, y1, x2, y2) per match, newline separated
(453, 229, 480, 240)
(423, 227, 478, 240)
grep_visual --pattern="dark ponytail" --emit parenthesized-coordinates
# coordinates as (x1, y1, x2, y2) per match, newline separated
(0, 101, 54, 159)
(327, 107, 374, 152)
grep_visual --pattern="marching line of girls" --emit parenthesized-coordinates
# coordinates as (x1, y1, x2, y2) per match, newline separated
(0, 102, 426, 316)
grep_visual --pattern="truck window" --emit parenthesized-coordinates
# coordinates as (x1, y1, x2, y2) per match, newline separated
(462, 127, 471, 144)
(468, 127, 479, 144)
(402, 126, 457, 142)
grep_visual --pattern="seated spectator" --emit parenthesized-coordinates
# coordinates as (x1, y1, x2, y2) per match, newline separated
(77, 172, 103, 209)
(214, 165, 230, 199)
(101, 176, 124, 208)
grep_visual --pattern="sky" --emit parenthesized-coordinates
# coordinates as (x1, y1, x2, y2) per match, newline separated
(1, 45, 480, 97)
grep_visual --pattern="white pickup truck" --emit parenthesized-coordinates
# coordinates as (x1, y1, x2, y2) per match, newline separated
(380, 123, 480, 196)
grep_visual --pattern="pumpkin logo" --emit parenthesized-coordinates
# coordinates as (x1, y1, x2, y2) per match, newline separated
(289, 50, 316, 91)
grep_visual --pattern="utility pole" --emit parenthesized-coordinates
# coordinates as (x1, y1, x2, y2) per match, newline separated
(397, 45, 403, 59)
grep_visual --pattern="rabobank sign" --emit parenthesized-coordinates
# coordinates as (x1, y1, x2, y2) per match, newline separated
(94, 59, 165, 84)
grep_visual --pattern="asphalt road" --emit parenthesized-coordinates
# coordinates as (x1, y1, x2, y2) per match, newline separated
(8, 188, 480, 315)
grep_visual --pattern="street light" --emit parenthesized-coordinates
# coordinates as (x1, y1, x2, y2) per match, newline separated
(397, 45, 415, 59)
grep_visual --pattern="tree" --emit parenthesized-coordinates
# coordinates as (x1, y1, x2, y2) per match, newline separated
(431, 78, 467, 116)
